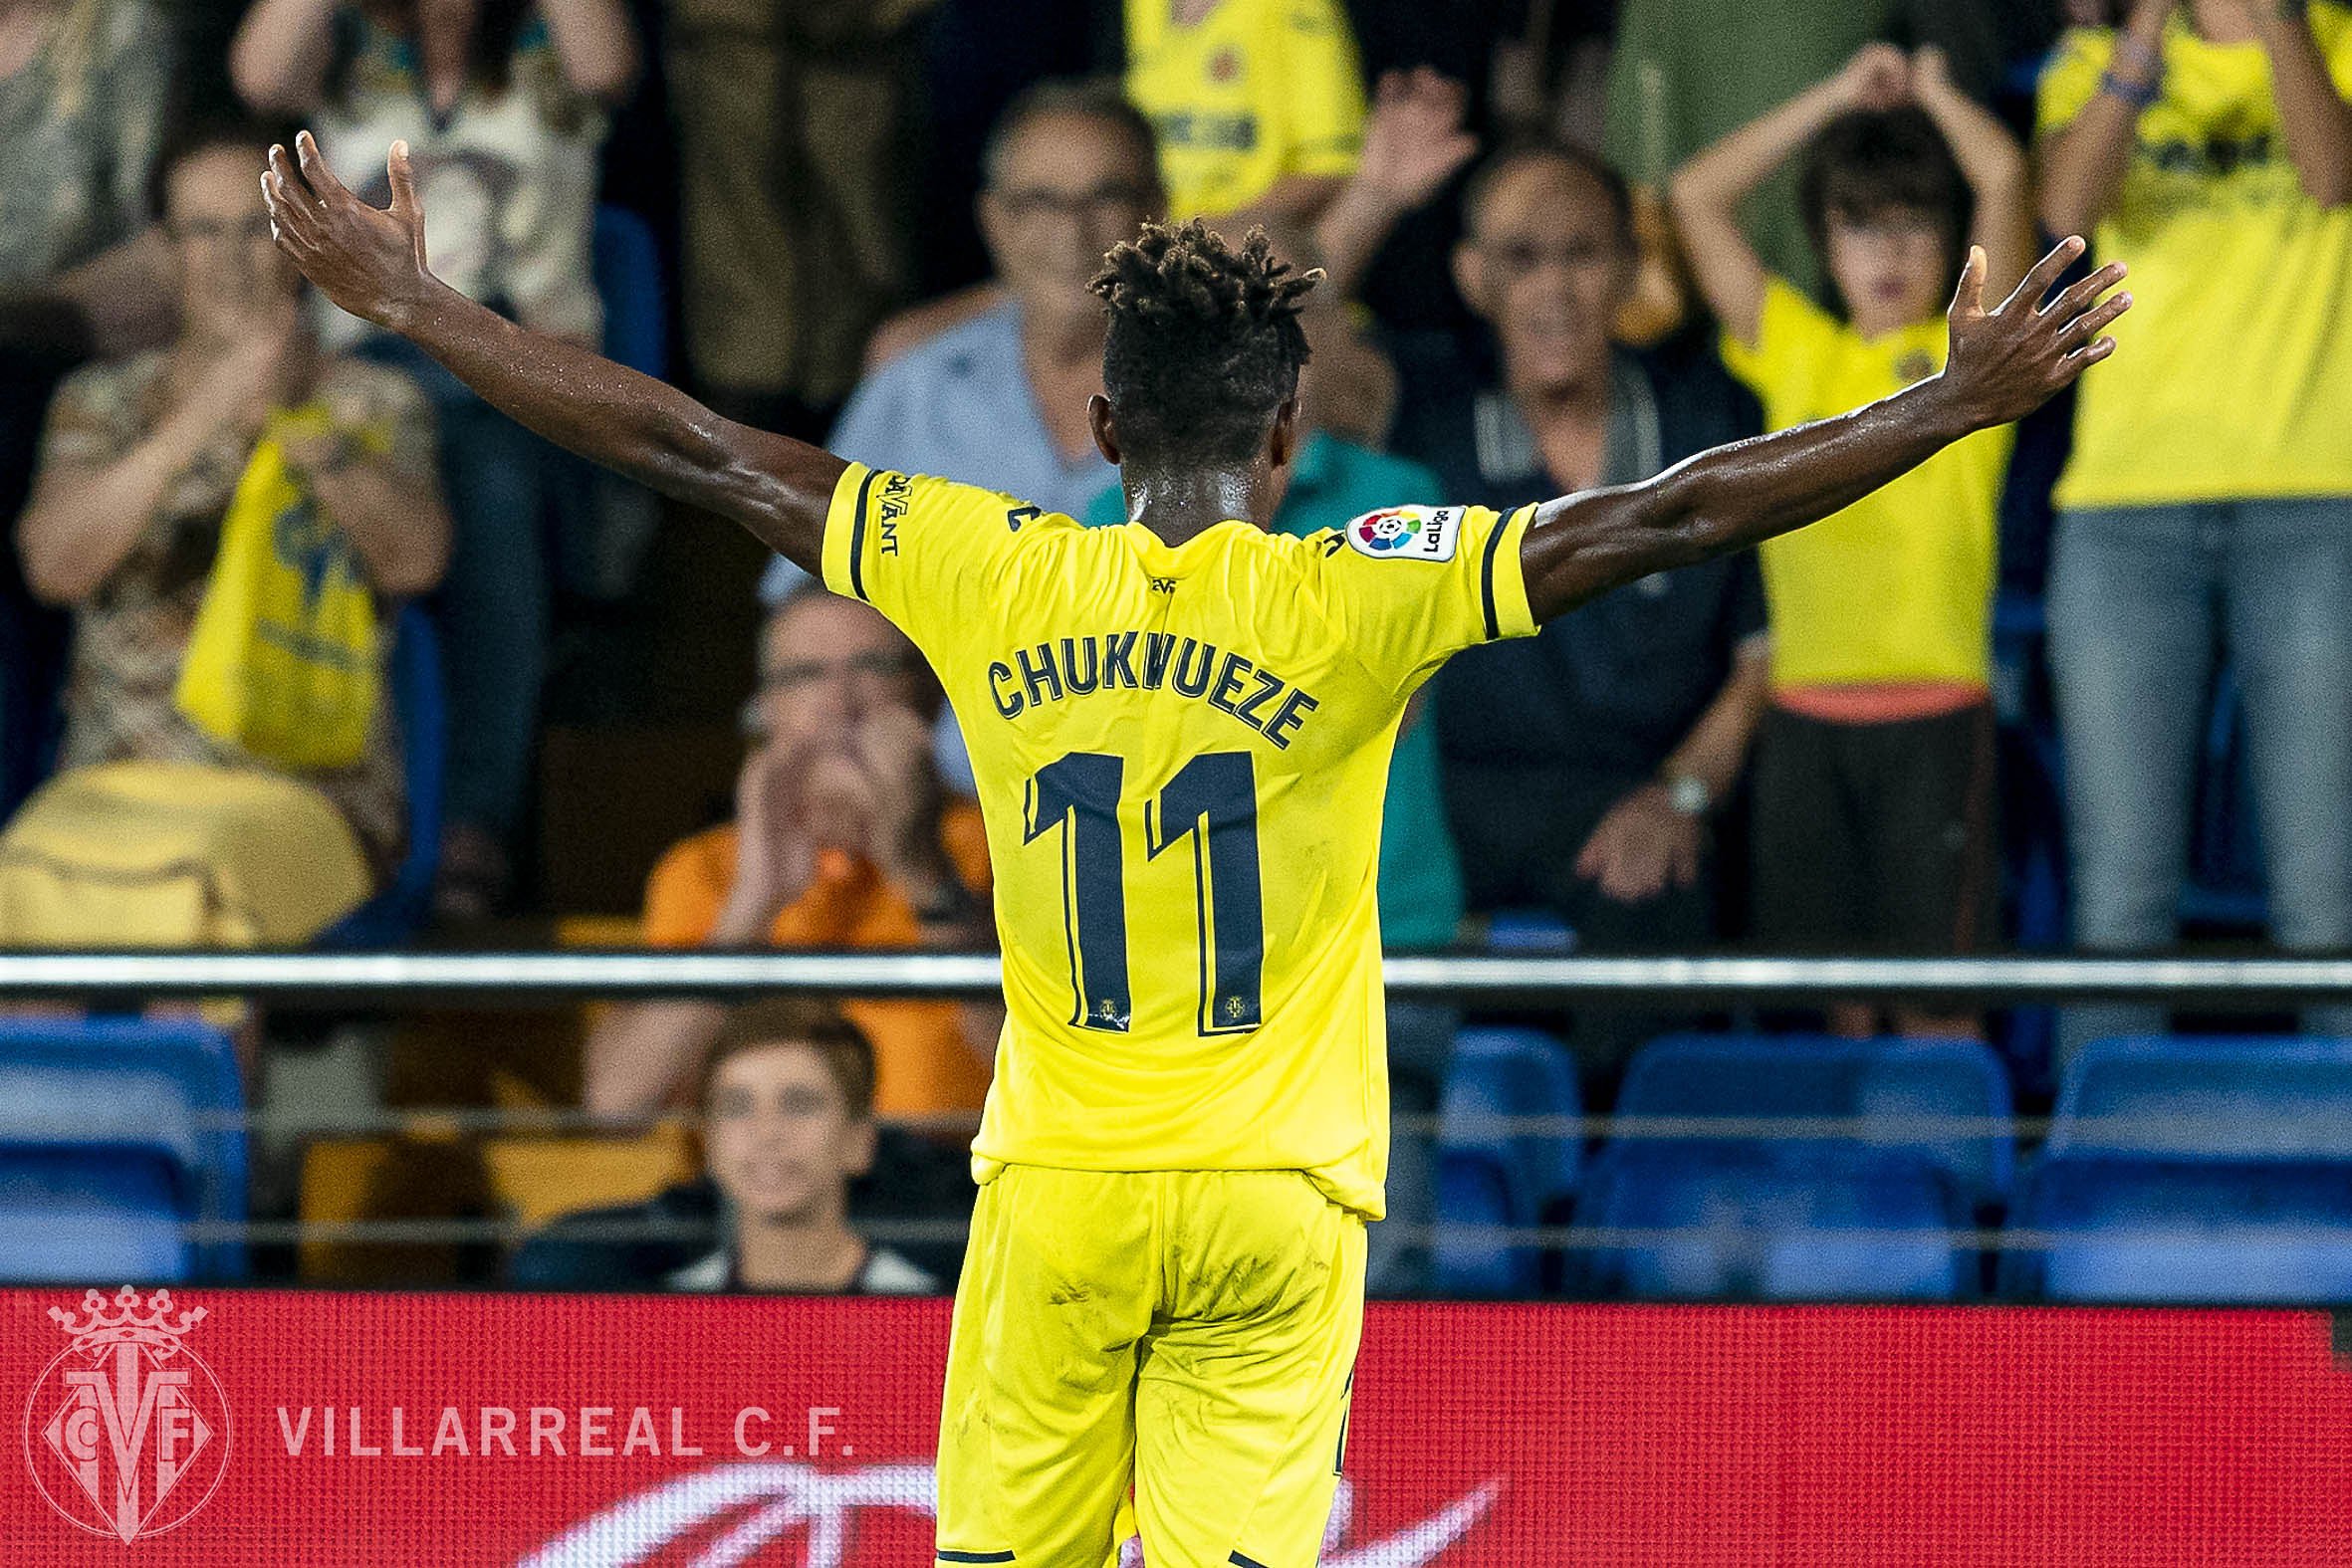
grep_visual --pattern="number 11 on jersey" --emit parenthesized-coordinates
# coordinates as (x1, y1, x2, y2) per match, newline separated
(1023, 750, 1267, 1036)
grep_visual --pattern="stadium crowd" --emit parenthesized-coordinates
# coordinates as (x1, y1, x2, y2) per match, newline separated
(1, 0, 2348, 1295)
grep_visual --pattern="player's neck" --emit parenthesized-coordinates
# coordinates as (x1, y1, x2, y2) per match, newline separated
(1120, 465, 1275, 546)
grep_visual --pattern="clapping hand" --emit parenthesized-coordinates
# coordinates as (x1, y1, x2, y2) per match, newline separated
(1357, 69, 1480, 216)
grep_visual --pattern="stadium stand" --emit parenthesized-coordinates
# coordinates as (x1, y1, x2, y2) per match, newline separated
(1577, 1142, 1969, 1300)
(2047, 1036, 2352, 1163)
(2010, 1159, 2352, 1304)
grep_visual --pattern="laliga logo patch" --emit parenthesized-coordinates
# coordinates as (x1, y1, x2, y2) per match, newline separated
(1347, 507, 1461, 563)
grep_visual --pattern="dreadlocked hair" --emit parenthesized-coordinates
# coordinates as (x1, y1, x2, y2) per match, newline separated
(1090, 219, 1319, 468)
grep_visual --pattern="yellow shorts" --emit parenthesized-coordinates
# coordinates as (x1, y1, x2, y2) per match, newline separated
(934, 1165, 1366, 1568)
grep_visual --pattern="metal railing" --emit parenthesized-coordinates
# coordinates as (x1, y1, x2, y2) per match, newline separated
(4, 948, 2352, 1004)
(6, 949, 2350, 1294)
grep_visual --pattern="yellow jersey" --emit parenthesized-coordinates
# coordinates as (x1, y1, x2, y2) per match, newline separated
(1124, 0, 1368, 218)
(2036, 6, 2352, 508)
(822, 466, 1535, 1217)
(1721, 277, 2008, 692)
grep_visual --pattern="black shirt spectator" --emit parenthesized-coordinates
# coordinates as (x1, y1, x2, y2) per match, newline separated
(1389, 142, 1770, 1090)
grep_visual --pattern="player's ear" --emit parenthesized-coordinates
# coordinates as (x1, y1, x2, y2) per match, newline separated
(1088, 393, 1122, 465)
(1268, 395, 1301, 471)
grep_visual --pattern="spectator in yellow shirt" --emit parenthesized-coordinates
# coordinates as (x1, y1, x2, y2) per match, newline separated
(583, 583, 996, 1123)
(2035, 0, 2352, 1058)
(1673, 45, 2033, 1033)
(1123, 0, 1368, 225)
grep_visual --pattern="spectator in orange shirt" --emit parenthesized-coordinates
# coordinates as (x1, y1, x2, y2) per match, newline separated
(583, 582, 995, 1122)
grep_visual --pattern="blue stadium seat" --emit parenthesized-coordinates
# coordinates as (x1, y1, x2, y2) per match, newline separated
(1613, 1033, 2016, 1212)
(1576, 1144, 1967, 1300)
(318, 604, 444, 948)
(0, 1018, 244, 1278)
(593, 204, 668, 379)
(1438, 1027, 1582, 1220)
(2011, 1156, 2352, 1303)
(1433, 1154, 1537, 1296)
(0, 1148, 189, 1284)
(2049, 1036, 2352, 1162)
(1432, 1028, 1580, 1297)
(1481, 908, 1576, 954)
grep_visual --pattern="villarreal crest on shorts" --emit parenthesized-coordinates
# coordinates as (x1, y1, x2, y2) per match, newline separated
(821, 465, 1536, 1219)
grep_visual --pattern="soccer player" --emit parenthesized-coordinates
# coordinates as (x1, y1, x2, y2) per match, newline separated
(261, 130, 2128, 1567)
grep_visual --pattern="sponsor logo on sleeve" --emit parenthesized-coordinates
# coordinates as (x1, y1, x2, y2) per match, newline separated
(1345, 507, 1461, 563)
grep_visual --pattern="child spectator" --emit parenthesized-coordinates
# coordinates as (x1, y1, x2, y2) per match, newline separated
(2036, 0, 2352, 1052)
(513, 998, 943, 1293)
(2, 124, 449, 947)
(1672, 45, 2031, 1033)
(1605, 0, 2016, 299)
(232, 0, 639, 920)
(583, 584, 996, 1124)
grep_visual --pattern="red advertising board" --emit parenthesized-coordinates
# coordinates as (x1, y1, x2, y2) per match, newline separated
(7, 1288, 2351, 1565)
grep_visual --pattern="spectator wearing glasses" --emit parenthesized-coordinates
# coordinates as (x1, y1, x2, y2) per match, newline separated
(1391, 142, 1771, 1091)
(3, 124, 447, 949)
(583, 583, 995, 1124)
(765, 76, 1161, 604)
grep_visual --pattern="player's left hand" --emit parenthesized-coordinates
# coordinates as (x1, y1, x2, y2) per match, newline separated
(1939, 236, 2131, 430)
(1574, 784, 1702, 905)
(262, 131, 436, 333)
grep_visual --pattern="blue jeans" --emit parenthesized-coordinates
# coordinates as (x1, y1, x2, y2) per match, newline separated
(2047, 498, 2352, 1057)
(357, 336, 591, 843)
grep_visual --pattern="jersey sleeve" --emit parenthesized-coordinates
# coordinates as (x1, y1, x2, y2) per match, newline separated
(1276, 0, 1368, 178)
(1309, 503, 1539, 697)
(820, 463, 1032, 657)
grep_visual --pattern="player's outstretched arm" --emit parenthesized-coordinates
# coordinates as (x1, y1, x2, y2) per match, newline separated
(1518, 236, 2128, 625)
(261, 133, 840, 571)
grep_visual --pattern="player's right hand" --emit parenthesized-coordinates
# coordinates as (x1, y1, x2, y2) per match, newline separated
(1939, 236, 2130, 431)
(261, 131, 435, 333)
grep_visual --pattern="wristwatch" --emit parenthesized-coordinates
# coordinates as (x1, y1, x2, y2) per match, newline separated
(1664, 772, 1713, 818)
